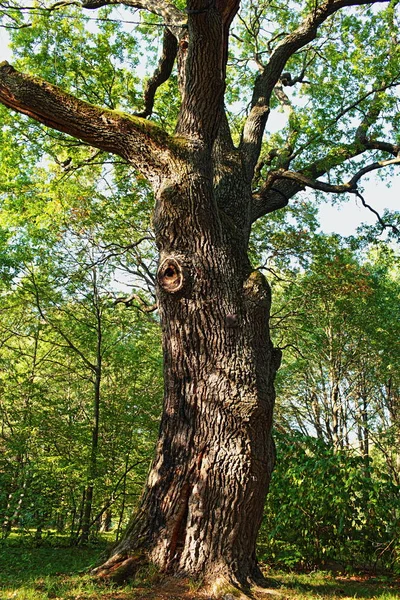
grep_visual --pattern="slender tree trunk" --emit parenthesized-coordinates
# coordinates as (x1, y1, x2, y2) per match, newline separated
(80, 269, 103, 544)
(74, 487, 87, 543)
(80, 364, 101, 544)
(116, 454, 130, 541)
(80, 484, 94, 544)
(311, 392, 324, 439)
(94, 151, 281, 590)
(362, 393, 369, 459)
(99, 509, 112, 533)
(69, 505, 77, 543)
(331, 382, 341, 449)
(2, 475, 20, 535)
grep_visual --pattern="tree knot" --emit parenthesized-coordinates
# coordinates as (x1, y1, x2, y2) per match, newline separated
(157, 257, 186, 293)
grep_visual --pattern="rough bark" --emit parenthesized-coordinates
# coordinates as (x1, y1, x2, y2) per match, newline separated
(93, 145, 281, 589)
(80, 336, 102, 544)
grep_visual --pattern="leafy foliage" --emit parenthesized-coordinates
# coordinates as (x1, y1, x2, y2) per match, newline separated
(260, 431, 400, 571)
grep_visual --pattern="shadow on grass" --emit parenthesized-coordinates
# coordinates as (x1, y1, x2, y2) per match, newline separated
(267, 571, 400, 599)
(0, 540, 167, 600)
(0, 543, 107, 585)
(0, 540, 115, 600)
(1, 542, 399, 600)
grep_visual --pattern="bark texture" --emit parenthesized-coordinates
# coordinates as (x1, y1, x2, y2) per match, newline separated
(93, 145, 281, 587)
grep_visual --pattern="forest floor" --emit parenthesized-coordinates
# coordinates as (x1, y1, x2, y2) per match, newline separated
(0, 537, 399, 600)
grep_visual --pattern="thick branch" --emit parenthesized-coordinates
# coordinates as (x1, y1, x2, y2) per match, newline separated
(175, 0, 239, 145)
(251, 76, 400, 222)
(301, 134, 399, 184)
(271, 156, 400, 193)
(251, 179, 302, 222)
(0, 62, 174, 180)
(81, 0, 186, 29)
(134, 28, 177, 118)
(240, 0, 391, 179)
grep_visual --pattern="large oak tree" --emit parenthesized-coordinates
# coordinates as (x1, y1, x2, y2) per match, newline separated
(0, 0, 399, 595)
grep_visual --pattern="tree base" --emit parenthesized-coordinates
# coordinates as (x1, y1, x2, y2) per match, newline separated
(92, 553, 281, 599)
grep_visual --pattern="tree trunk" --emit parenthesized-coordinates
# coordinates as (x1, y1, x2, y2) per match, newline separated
(94, 152, 281, 591)
(79, 365, 101, 544)
(80, 269, 103, 544)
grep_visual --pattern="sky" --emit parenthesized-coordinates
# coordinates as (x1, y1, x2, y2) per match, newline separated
(317, 177, 399, 237)
(0, 33, 398, 238)
(0, 29, 10, 61)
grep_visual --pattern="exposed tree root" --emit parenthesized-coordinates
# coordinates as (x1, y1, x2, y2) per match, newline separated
(91, 551, 147, 584)
(206, 576, 252, 599)
(205, 574, 282, 599)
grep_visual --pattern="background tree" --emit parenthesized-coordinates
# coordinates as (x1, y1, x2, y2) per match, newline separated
(0, 147, 162, 543)
(257, 236, 400, 572)
(272, 236, 400, 466)
(0, 0, 399, 594)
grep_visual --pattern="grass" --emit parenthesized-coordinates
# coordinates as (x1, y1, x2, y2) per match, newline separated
(0, 537, 114, 600)
(0, 535, 399, 599)
(265, 570, 400, 599)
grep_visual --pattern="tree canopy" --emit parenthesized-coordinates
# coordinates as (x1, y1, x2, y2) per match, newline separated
(0, 0, 399, 227)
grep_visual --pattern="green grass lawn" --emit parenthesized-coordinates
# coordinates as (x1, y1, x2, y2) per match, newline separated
(0, 536, 399, 599)
(0, 539, 112, 599)
(265, 570, 400, 599)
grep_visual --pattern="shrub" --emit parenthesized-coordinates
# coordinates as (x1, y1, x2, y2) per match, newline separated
(258, 431, 399, 572)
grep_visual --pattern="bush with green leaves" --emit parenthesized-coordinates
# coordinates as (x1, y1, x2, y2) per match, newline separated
(259, 431, 400, 572)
